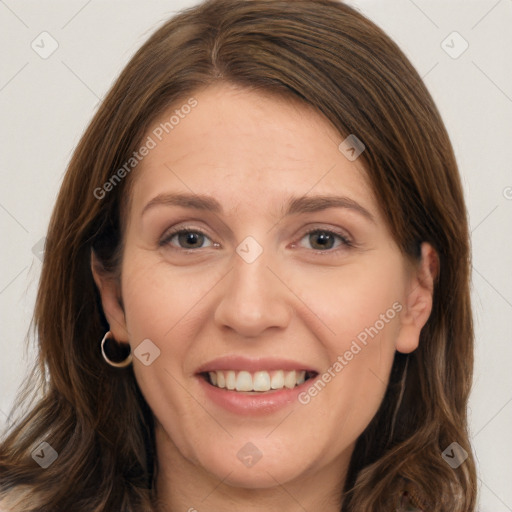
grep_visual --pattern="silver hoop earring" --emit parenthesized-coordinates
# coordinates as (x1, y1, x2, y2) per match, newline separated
(101, 331, 132, 368)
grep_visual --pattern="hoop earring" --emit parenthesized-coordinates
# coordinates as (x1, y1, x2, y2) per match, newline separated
(101, 331, 132, 368)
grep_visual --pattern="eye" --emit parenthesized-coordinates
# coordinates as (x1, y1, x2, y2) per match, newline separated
(298, 229, 352, 251)
(160, 228, 215, 250)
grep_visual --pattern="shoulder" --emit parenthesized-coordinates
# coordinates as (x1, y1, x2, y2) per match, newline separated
(0, 486, 35, 511)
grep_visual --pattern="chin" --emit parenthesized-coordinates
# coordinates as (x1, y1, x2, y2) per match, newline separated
(193, 436, 319, 489)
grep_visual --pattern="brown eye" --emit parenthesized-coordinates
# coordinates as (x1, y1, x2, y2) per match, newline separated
(299, 230, 351, 251)
(161, 229, 213, 249)
(177, 231, 206, 248)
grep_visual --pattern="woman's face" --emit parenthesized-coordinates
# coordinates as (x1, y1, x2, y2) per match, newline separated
(94, 83, 433, 490)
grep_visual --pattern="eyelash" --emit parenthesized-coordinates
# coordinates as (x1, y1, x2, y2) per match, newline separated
(299, 227, 353, 251)
(159, 226, 354, 253)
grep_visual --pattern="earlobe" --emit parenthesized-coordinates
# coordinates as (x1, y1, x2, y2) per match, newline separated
(396, 242, 438, 354)
(90, 250, 130, 343)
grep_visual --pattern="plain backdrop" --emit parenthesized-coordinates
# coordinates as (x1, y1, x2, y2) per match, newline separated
(0, 0, 511, 510)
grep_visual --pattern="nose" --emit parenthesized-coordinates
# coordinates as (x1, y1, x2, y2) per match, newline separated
(213, 248, 293, 338)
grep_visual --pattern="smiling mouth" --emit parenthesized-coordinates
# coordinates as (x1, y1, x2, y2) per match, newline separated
(200, 369, 318, 392)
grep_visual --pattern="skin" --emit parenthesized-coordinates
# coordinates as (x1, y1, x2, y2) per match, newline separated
(92, 83, 437, 512)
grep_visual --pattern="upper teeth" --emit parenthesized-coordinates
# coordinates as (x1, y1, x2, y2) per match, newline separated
(208, 370, 306, 392)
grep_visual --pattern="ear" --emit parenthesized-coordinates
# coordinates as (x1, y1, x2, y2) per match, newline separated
(91, 249, 130, 343)
(396, 242, 438, 354)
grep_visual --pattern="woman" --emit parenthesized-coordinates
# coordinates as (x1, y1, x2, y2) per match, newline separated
(0, 0, 477, 510)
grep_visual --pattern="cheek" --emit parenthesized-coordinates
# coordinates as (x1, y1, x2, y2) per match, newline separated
(291, 260, 403, 421)
(118, 258, 215, 458)
(295, 313, 400, 463)
(286, 258, 404, 347)
(120, 252, 217, 344)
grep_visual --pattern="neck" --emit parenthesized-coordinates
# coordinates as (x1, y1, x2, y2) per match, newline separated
(153, 422, 350, 512)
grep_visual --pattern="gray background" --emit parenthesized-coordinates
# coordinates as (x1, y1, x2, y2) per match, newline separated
(1, 0, 511, 509)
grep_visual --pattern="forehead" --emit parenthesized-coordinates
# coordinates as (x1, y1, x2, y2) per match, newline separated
(126, 83, 378, 221)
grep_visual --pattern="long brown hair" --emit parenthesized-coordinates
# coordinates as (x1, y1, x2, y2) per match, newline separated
(0, 0, 476, 510)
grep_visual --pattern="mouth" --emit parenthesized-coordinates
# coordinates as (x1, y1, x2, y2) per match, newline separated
(199, 369, 318, 393)
(195, 357, 320, 414)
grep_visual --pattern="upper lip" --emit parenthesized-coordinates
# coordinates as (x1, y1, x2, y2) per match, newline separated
(195, 356, 318, 374)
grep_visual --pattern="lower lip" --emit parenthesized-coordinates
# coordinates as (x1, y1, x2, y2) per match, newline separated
(197, 375, 314, 415)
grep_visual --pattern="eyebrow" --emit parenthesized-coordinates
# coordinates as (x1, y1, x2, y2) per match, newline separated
(141, 192, 375, 223)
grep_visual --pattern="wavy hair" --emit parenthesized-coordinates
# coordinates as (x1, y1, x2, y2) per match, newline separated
(0, 0, 476, 510)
